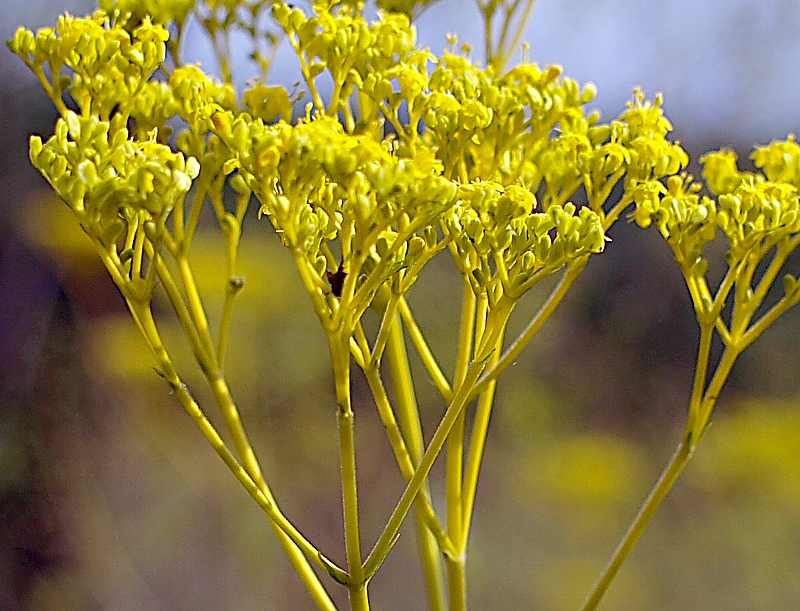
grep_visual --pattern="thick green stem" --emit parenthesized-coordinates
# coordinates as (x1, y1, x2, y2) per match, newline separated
(444, 283, 478, 610)
(445, 556, 467, 611)
(331, 333, 367, 604)
(348, 583, 371, 611)
(415, 511, 447, 611)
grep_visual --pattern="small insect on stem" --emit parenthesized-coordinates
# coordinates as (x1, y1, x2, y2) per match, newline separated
(228, 276, 246, 294)
(326, 261, 347, 298)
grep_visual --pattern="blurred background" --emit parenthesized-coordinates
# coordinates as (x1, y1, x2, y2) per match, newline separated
(2, 0, 800, 609)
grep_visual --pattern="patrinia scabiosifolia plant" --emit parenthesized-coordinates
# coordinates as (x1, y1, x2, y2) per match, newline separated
(9, 0, 800, 608)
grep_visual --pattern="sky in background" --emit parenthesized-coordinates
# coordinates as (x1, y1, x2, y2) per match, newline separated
(4, 0, 800, 148)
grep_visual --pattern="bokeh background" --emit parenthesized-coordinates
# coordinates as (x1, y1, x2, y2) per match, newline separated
(3, 0, 800, 609)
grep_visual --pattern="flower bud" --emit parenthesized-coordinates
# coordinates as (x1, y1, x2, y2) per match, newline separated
(407, 235, 426, 257)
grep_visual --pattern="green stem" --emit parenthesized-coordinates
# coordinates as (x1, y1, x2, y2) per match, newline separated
(579, 439, 694, 611)
(211, 23, 233, 85)
(352, 325, 370, 369)
(444, 283, 476, 611)
(32, 63, 69, 117)
(174, 253, 272, 498)
(482, 2, 496, 72)
(386, 316, 427, 467)
(293, 250, 337, 331)
(398, 297, 453, 401)
(445, 556, 467, 611)
(460, 332, 503, 549)
(363, 300, 513, 580)
(131, 219, 147, 281)
(217, 279, 238, 369)
(291, 38, 325, 111)
(741, 282, 800, 353)
(602, 191, 632, 229)
(180, 166, 217, 250)
(415, 510, 448, 611)
(362, 360, 483, 579)
(709, 262, 740, 322)
(447, 283, 476, 553)
(127, 301, 340, 610)
(217, 210, 244, 370)
(370, 292, 401, 368)
(470, 261, 586, 401)
(141, 246, 335, 609)
(348, 584, 370, 611)
(684, 323, 714, 436)
(692, 346, 740, 436)
(208, 375, 264, 484)
(583, 319, 741, 609)
(150, 250, 215, 370)
(386, 315, 447, 611)
(501, 0, 538, 72)
(362, 363, 453, 554)
(175, 255, 219, 366)
(330, 333, 367, 601)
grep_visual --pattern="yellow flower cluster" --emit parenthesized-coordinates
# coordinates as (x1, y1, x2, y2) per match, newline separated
(445, 184, 605, 300)
(9, 11, 167, 119)
(30, 110, 199, 245)
(8, 0, 695, 330)
(9, 12, 200, 233)
(632, 139, 800, 281)
(211, 109, 456, 323)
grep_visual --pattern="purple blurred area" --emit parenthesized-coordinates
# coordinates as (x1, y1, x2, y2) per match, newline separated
(2, 1, 800, 609)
